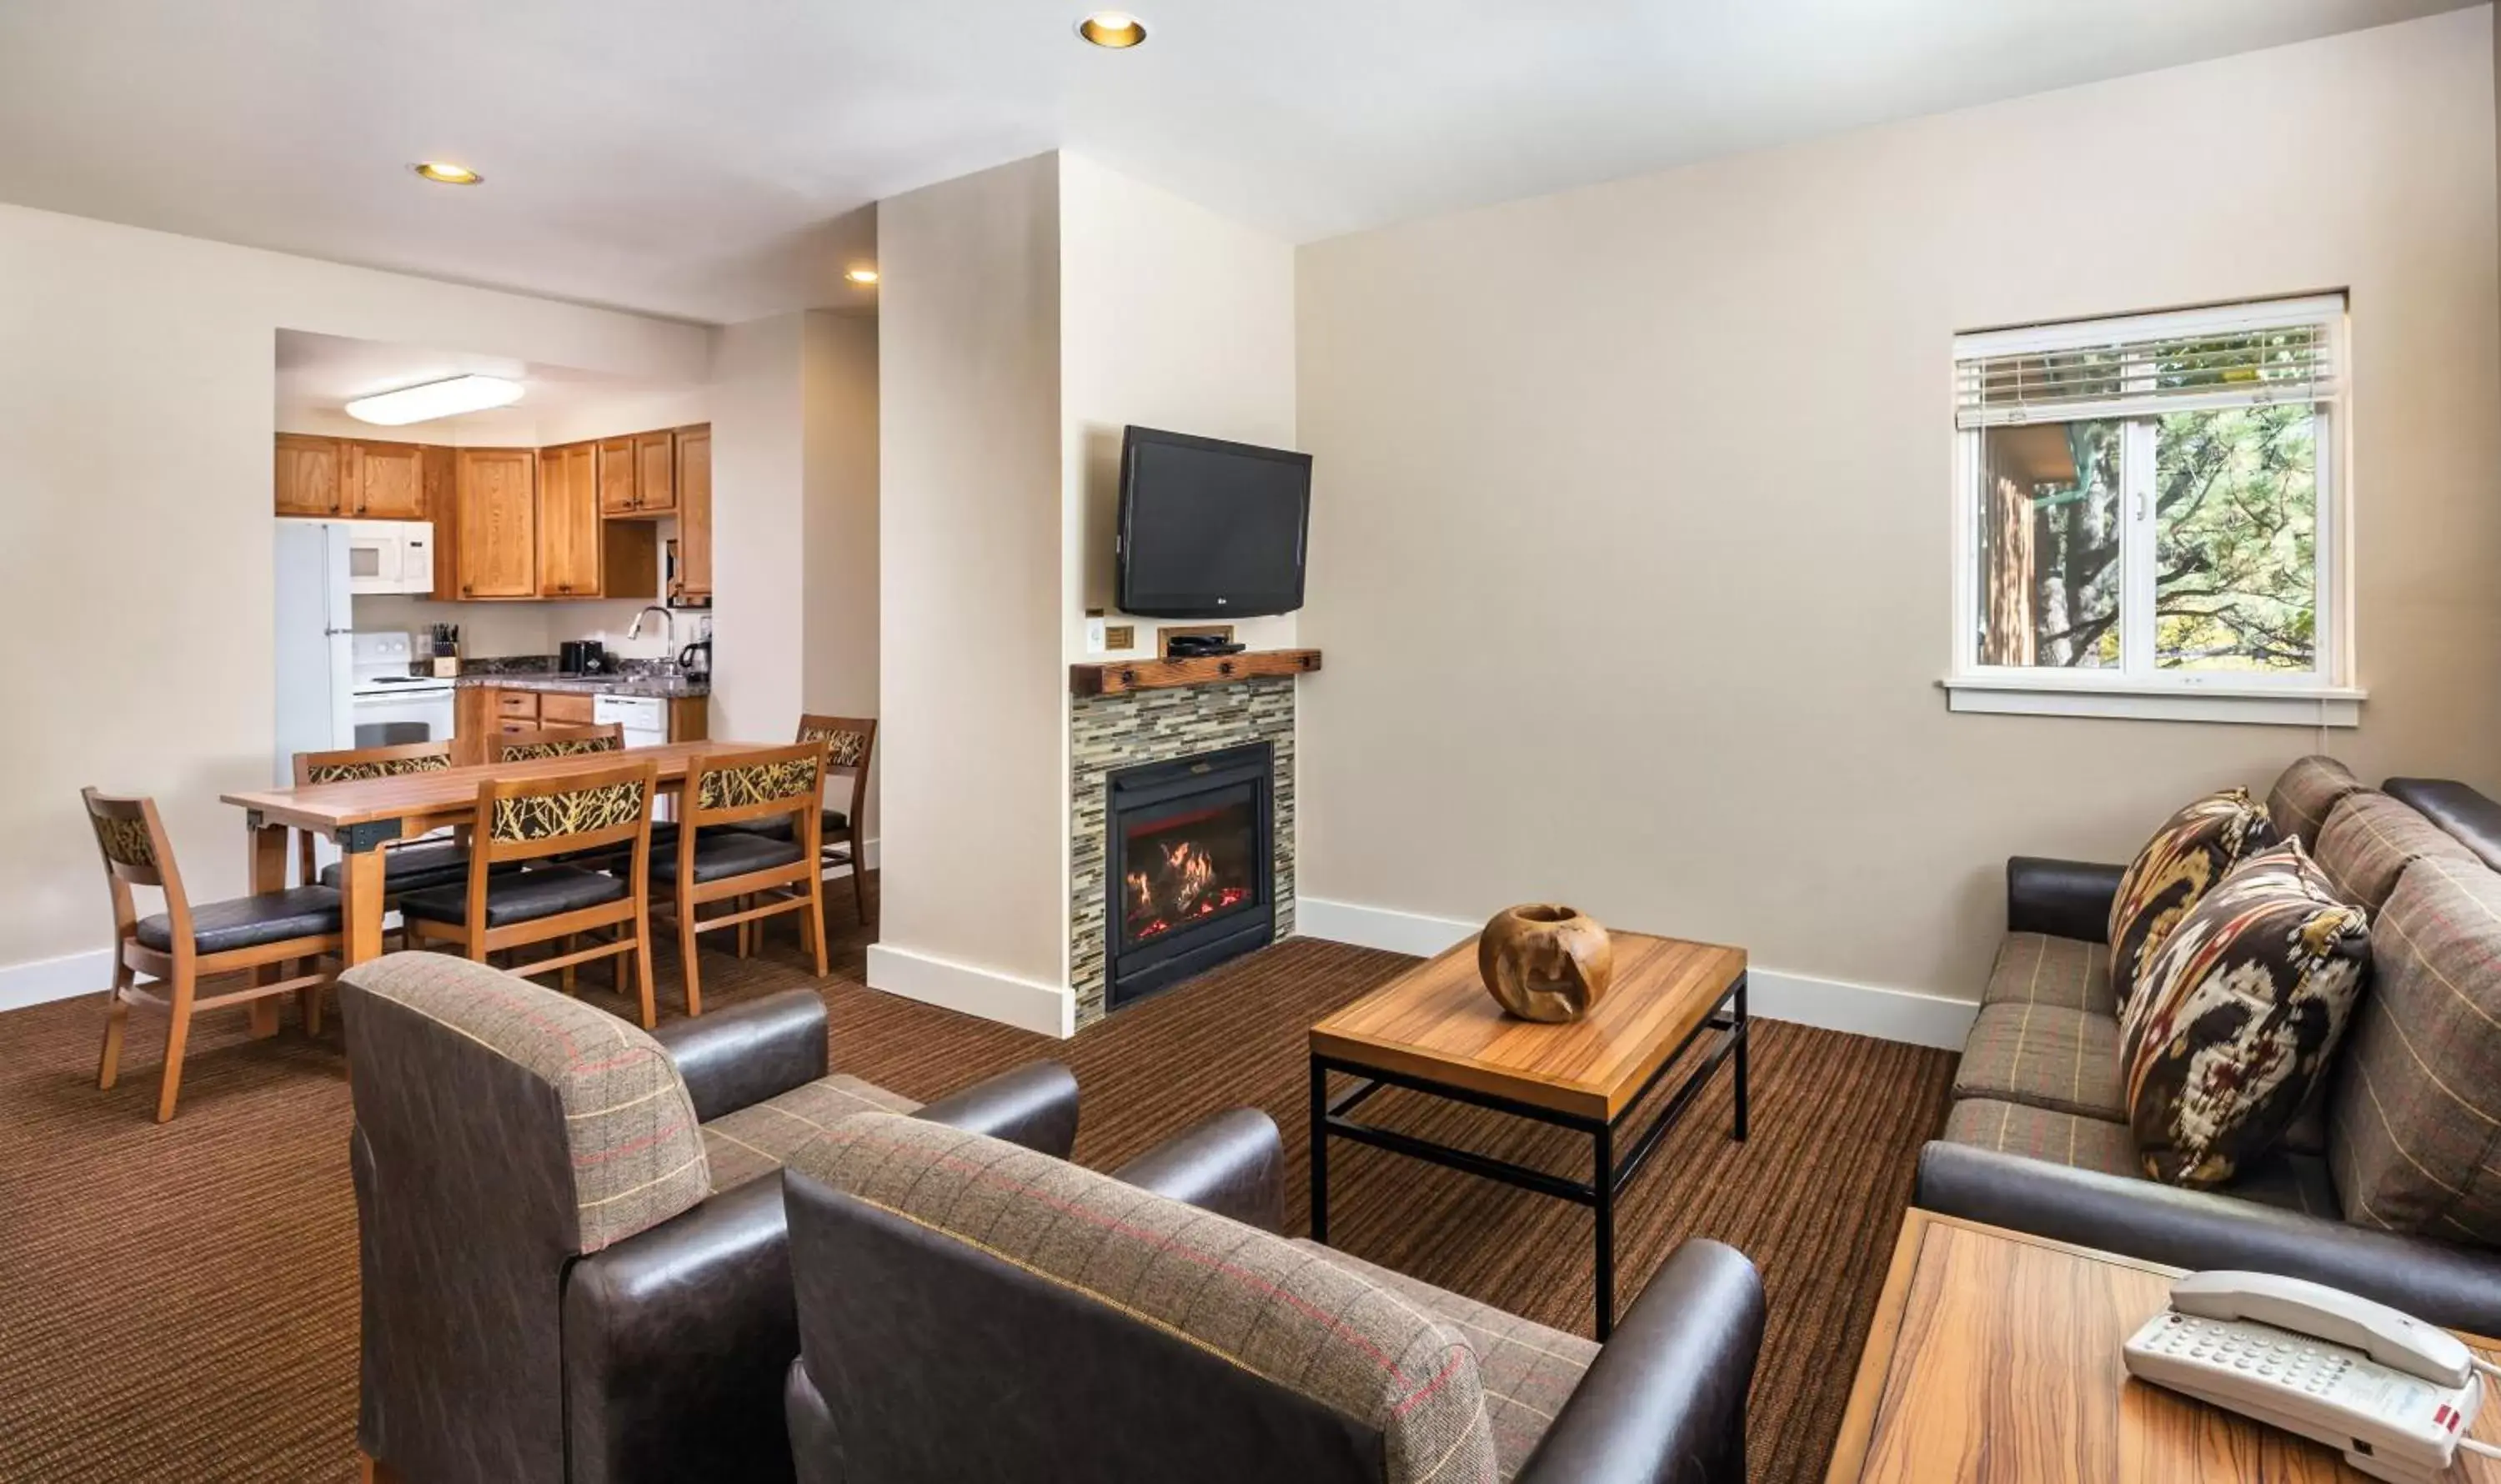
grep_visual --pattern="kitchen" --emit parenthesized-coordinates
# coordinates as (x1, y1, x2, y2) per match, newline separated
(271, 330, 717, 780)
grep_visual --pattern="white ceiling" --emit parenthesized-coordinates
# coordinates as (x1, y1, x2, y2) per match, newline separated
(0, 0, 2473, 325)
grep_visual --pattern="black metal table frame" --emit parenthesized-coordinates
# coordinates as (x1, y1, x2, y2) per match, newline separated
(1308, 973, 1747, 1341)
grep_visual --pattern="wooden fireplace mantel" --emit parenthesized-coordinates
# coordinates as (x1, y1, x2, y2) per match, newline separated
(1070, 649, 1323, 697)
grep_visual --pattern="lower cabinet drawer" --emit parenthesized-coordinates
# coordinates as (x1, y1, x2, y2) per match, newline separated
(539, 692, 597, 725)
(495, 690, 540, 719)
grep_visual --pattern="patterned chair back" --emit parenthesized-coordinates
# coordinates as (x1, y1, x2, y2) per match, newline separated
(81, 788, 195, 954)
(293, 739, 454, 786)
(796, 714, 875, 832)
(686, 742, 826, 835)
(494, 724, 625, 765)
(470, 760, 656, 868)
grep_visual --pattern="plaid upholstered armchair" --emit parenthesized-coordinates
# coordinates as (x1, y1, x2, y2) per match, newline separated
(338, 952, 1080, 1484)
(779, 1110, 1765, 1484)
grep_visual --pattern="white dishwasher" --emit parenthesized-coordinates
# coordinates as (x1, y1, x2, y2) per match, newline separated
(594, 693, 669, 749)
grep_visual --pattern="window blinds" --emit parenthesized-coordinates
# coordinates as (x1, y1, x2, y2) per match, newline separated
(1953, 294, 2342, 430)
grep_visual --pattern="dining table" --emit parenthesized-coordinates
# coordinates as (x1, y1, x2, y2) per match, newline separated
(219, 741, 774, 1025)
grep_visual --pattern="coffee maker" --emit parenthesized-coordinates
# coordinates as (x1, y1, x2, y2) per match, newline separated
(559, 640, 609, 675)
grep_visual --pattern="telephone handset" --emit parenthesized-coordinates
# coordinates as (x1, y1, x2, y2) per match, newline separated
(2123, 1270, 2501, 1484)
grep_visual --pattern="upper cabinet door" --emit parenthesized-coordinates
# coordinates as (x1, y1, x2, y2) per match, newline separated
(674, 424, 712, 599)
(598, 437, 639, 514)
(538, 443, 601, 597)
(634, 430, 676, 512)
(274, 434, 342, 517)
(456, 448, 537, 598)
(353, 440, 426, 519)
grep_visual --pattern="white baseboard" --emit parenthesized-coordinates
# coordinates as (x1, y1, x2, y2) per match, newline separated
(1293, 897, 1977, 1051)
(0, 947, 113, 1013)
(865, 942, 1074, 1039)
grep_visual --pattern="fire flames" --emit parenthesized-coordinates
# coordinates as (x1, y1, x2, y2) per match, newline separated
(1125, 837, 1249, 943)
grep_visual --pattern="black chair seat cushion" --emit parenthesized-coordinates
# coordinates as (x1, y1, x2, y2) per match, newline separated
(318, 840, 475, 894)
(136, 886, 342, 955)
(398, 866, 629, 929)
(654, 832, 808, 885)
(725, 809, 848, 843)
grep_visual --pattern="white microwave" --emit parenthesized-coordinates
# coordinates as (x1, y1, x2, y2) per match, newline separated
(341, 519, 435, 595)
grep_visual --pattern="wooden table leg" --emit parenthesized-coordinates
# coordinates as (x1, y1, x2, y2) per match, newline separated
(338, 842, 388, 968)
(246, 820, 289, 1039)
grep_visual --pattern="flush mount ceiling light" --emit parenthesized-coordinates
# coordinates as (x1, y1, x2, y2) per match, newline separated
(845, 266, 880, 284)
(1076, 11, 1146, 48)
(411, 161, 483, 185)
(346, 374, 524, 426)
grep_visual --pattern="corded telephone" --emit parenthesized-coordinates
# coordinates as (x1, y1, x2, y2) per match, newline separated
(2123, 1271, 2501, 1483)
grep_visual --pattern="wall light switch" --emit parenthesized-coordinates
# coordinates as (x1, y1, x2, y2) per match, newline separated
(1085, 617, 1108, 654)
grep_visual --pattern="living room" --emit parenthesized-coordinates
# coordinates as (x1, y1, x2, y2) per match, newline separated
(6, 3, 2501, 1481)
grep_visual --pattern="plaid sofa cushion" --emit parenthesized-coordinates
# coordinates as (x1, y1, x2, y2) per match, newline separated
(2108, 789, 2277, 1019)
(2119, 839, 2371, 1189)
(338, 951, 709, 1253)
(1292, 1241, 1594, 1481)
(1942, 1097, 2137, 1178)
(1982, 933, 2117, 1017)
(701, 1075, 920, 1191)
(2328, 857, 2501, 1246)
(787, 1114, 1498, 1484)
(1953, 1003, 2127, 1123)
(2314, 790, 2481, 914)
(2268, 755, 2365, 852)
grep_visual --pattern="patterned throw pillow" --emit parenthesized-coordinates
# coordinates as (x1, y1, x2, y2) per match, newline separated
(2108, 788, 2277, 1017)
(2119, 839, 2370, 1188)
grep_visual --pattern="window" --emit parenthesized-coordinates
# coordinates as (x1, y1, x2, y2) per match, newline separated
(1947, 295, 2359, 725)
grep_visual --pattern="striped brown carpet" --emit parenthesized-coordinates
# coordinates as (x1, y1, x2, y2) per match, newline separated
(0, 885, 1954, 1482)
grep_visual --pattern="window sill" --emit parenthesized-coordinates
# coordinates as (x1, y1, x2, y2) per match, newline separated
(1941, 677, 2364, 728)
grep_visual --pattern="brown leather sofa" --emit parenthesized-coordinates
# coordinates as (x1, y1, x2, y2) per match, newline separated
(337, 951, 1080, 1484)
(1917, 758, 2501, 1334)
(778, 1106, 1766, 1484)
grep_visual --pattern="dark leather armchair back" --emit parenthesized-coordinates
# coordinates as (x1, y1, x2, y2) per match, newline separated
(782, 1174, 1387, 1484)
(347, 989, 584, 1483)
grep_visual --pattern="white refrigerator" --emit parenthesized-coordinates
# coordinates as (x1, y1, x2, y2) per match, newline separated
(273, 521, 354, 785)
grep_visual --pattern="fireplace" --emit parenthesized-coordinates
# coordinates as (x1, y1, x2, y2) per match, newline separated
(1103, 740, 1275, 1011)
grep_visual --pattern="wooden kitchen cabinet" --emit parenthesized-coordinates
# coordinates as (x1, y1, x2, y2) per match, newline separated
(452, 448, 537, 599)
(537, 442, 602, 597)
(598, 437, 639, 514)
(633, 431, 676, 513)
(348, 440, 427, 518)
(275, 434, 343, 516)
(672, 424, 712, 601)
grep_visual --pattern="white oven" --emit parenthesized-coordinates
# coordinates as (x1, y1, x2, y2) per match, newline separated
(342, 519, 435, 595)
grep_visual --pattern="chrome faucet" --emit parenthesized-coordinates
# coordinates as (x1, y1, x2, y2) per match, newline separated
(627, 605, 678, 669)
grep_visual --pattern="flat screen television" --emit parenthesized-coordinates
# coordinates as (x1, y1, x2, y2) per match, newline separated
(1115, 426, 1312, 619)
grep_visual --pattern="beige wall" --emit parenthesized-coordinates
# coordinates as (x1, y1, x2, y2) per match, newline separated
(0, 202, 709, 979)
(1058, 153, 1301, 662)
(802, 312, 881, 841)
(875, 154, 1070, 991)
(709, 313, 811, 742)
(1295, 8, 2501, 1003)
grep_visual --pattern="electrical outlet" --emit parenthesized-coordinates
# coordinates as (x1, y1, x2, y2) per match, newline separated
(1105, 624, 1135, 651)
(1085, 617, 1107, 654)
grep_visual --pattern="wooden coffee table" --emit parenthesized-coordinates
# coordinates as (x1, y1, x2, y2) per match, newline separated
(1827, 1209, 2501, 1482)
(1308, 930, 1747, 1339)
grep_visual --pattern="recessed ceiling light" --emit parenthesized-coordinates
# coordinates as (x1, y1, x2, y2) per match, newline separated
(845, 266, 880, 285)
(1076, 11, 1146, 48)
(411, 161, 483, 186)
(346, 375, 524, 426)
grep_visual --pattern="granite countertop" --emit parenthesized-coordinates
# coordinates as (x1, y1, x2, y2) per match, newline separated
(448, 657, 709, 699)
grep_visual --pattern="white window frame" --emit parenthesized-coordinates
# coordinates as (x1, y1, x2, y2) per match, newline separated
(1944, 294, 2362, 727)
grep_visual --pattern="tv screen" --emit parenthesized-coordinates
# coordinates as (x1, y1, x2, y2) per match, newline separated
(1115, 427, 1311, 619)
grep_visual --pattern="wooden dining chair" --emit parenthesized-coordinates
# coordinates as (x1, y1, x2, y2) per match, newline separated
(396, 760, 662, 1028)
(291, 739, 461, 893)
(491, 722, 624, 763)
(654, 742, 830, 1016)
(798, 715, 877, 925)
(83, 788, 343, 1121)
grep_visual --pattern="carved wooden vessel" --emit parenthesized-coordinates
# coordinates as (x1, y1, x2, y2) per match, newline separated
(1477, 904, 1614, 1022)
